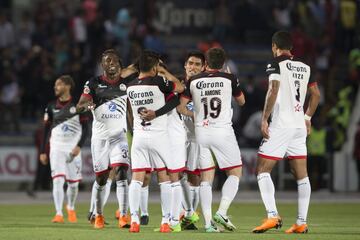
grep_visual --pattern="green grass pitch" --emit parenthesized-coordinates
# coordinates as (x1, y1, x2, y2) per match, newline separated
(1, 202, 360, 240)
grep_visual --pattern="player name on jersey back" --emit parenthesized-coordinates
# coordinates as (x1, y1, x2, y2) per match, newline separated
(127, 75, 175, 132)
(183, 71, 243, 129)
(266, 55, 315, 128)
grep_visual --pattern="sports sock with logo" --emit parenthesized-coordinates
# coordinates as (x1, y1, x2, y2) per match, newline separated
(217, 175, 239, 217)
(53, 177, 65, 216)
(200, 181, 212, 228)
(170, 181, 183, 226)
(140, 186, 149, 216)
(297, 177, 311, 225)
(159, 181, 171, 224)
(129, 180, 143, 224)
(257, 172, 279, 218)
(180, 176, 193, 217)
(116, 180, 129, 217)
(66, 181, 79, 210)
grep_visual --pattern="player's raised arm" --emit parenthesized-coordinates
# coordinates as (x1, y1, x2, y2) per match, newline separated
(231, 76, 246, 106)
(76, 81, 95, 113)
(304, 83, 321, 135)
(121, 64, 139, 78)
(157, 65, 184, 93)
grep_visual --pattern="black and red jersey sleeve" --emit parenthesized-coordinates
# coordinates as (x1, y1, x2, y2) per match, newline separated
(230, 74, 244, 97)
(155, 76, 175, 94)
(266, 60, 281, 81)
(81, 78, 95, 99)
(43, 103, 53, 124)
(79, 111, 91, 123)
(181, 80, 192, 100)
(308, 75, 317, 87)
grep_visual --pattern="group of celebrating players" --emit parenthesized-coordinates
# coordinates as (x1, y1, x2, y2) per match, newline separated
(40, 31, 320, 234)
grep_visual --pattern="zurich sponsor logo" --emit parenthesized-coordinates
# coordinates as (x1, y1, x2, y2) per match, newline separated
(61, 124, 69, 132)
(108, 101, 117, 112)
(186, 102, 194, 112)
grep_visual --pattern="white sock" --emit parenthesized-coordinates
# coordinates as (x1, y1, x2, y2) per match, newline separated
(129, 180, 142, 224)
(200, 181, 212, 228)
(140, 186, 149, 216)
(297, 177, 311, 225)
(116, 180, 129, 217)
(191, 186, 200, 211)
(89, 181, 97, 213)
(66, 182, 79, 210)
(217, 175, 239, 217)
(159, 181, 171, 224)
(170, 181, 183, 226)
(180, 177, 193, 217)
(95, 181, 106, 215)
(257, 172, 278, 218)
(53, 177, 65, 216)
(103, 179, 112, 206)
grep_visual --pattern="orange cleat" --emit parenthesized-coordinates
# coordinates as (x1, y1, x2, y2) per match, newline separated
(67, 208, 77, 223)
(160, 223, 171, 233)
(129, 222, 140, 232)
(285, 224, 308, 234)
(94, 215, 105, 229)
(115, 210, 120, 220)
(118, 215, 130, 228)
(51, 214, 64, 223)
(252, 217, 283, 233)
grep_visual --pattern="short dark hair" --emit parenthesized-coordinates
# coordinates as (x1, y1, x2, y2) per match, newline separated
(139, 50, 160, 72)
(102, 49, 123, 67)
(58, 75, 75, 92)
(205, 48, 226, 69)
(186, 51, 205, 65)
(272, 31, 293, 50)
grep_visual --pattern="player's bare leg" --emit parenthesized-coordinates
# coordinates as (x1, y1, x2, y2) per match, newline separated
(286, 158, 310, 234)
(253, 157, 282, 233)
(213, 166, 242, 231)
(93, 171, 110, 229)
(114, 166, 130, 228)
(140, 172, 151, 225)
(129, 171, 146, 232)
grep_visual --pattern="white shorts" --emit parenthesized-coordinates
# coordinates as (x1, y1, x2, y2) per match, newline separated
(196, 127, 242, 171)
(258, 127, 307, 160)
(186, 140, 213, 174)
(91, 135, 129, 175)
(50, 149, 82, 182)
(131, 131, 186, 173)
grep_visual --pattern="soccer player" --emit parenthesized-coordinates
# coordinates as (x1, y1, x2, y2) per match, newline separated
(180, 51, 207, 229)
(76, 49, 137, 229)
(40, 75, 89, 223)
(127, 50, 184, 233)
(178, 47, 245, 232)
(252, 31, 320, 234)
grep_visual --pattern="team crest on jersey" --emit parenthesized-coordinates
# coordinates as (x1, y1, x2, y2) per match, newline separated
(69, 106, 76, 114)
(108, 101, 117, 112)
(119, 83, 127, 91)
(83, 86, 90, 94)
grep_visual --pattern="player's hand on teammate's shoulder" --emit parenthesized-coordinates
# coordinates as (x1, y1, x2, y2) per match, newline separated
(261, 120, 270, 139)
(39, 153, 48, 165)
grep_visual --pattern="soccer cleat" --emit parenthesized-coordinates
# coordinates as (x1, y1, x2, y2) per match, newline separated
(205, 222, 221, 233)
(252, 217, 283, 233)
(213, 213, 236, 231)
(51, 214, 64, 223)
(184, 223, 198, 230)
(118, 215, 130, 228)
(285, 224, 308, 234)
(181, 212, 200, 229)
(94, 215, 105, 229)
(87, 212, 95, 225)
(140, 215, 149, 225)
(115, 210, 120, 220)
(67, 208, 77, 223)
(129, 222, 140, 233)
(160, 223, 171, 233)
(170, 223, 182, 232)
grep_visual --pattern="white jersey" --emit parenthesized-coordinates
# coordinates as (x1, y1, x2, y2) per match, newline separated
(167, 104, 187, 140)
(81, 74, 136, 139)
(266, 55, 315, 129)
(127, 75, 175, 132)
(183, 71, 243, 130)
(183, 101, 196, 141)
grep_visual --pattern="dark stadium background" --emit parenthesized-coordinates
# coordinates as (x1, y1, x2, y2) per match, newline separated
(0, 0, 359, 195)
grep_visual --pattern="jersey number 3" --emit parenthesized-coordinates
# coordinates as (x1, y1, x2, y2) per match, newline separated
(201, 97, 222, 119)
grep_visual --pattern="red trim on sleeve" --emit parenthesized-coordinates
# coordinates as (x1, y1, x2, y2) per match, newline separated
(81, 93, 93, 99)
(258, 153, 283, 161)
(287, 155, 307, 160)
(308, 82, 317, 88)
(171, 81, 176, 91)
(80, 116, 90, 123)
(233, 91, 243, 98)
(165, 92, 175, 102)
